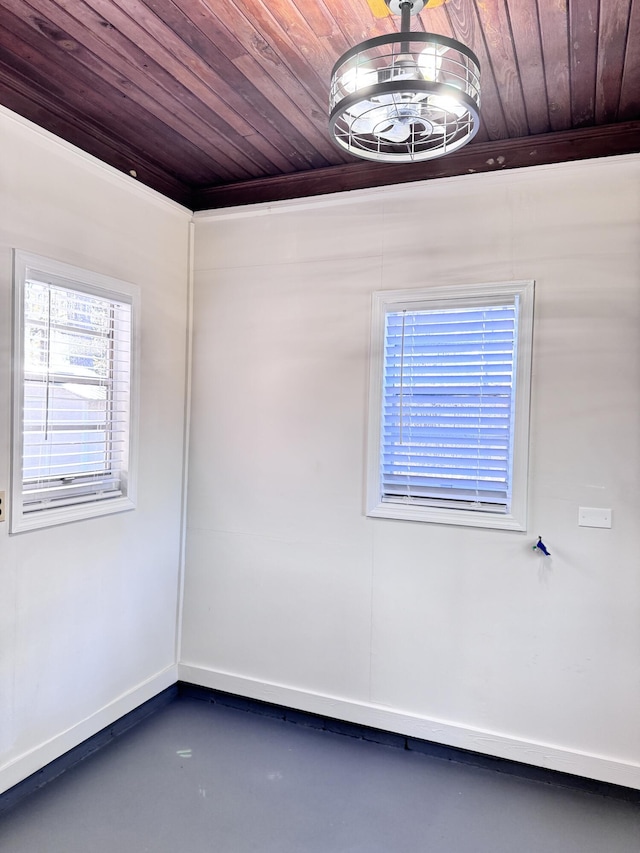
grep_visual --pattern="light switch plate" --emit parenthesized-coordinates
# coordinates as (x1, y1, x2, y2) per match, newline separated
(578, 506, 612, 528)
(0, 491, 5, 523)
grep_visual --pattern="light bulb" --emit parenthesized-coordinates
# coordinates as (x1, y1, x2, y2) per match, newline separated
(418, 44, 444, 81)
(340, 64, 378, 94)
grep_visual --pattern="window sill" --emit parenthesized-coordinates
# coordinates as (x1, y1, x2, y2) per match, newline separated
(366, 501, 527, 531)
(10, 494, 136, 533)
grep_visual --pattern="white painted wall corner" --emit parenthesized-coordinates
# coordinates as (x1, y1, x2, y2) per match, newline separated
(0, 665, 178, 795)
(179, 664, 640, 791)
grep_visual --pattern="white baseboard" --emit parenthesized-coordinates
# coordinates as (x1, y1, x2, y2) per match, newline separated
(179, 664, 640, 791)
(0, 664, 178, 795)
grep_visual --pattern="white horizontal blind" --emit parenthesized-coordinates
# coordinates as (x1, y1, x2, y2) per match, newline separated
(21, 279, 132, 513)
(381, 300, 518, 511)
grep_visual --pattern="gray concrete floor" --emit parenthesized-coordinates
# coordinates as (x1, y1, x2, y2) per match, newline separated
(0, 697, 639, 852)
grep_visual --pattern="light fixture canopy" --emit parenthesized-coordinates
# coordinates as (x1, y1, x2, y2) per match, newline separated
(329, 0, 480, 163)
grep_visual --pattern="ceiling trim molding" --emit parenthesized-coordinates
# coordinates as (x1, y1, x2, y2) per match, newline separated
(191, 121, 640, 211)
(193, 150, 640, 223)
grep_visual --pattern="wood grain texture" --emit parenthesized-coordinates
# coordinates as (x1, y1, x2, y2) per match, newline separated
(81, 0, 313, 170)
(537, 0, 572, 132)
(140, 0, 336, 167)
(569, 0, 599, 126)
(0, 0, 638, 207)
(507, 0, 550, 134)
(473, 0, 529, 137)
(170, 0, 345, 162)
(0, 10, 229, 183)
(595, 0, 631, 124)
(15, 0, 270, 177)
(619, 0, 640, 120)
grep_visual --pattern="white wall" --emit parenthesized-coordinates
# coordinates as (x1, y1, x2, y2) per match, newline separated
(1, 103, 637, 794)
(182, 156, 640, 788)
(0, 108, 191, 792)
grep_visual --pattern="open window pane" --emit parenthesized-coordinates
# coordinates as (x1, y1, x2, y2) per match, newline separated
(11, 252, 138, 532)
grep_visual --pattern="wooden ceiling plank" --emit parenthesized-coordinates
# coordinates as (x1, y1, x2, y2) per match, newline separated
(470, 0, 529, 137)
(416, 7, 455, 43)
(437, 0, 509, 140)
(192, 0, 350, 164)
(0, 11, 235, 182)
(144, 0, 340, 167)
(16, 0, 273, 177)
(229, 130, 299, 175)
(504, 0, 550, 135)
(139, 0, 331, 170)
(0, 61, 194, 203)
(232, 54, 347, 164)
(94, 0, 322, 173)
(246, 0, 342, 83)
(197, 0, 351, 165)
(0, 0, 638, 208)
(176, 0, 245, 61)
(81, 0, 274, 142)
(191, 0, 345, 170)
(197, 0, 337, 150)
(535, 0, 571, 132)
(291, 0, 385, 64)
(614, 0, 640, 122)
(200, 0, 356, 165)
(201, 0, 328, 110)
(46, 0, 285, 176)
(192, 121, 640, 210)
(0, 15, 232, 184)
(595, 0, 632, 125)
(79, 0, 310, 173)
(289, 0, 347, 45)
(568, 0, 599, 127)
(317, 0, 398, 44)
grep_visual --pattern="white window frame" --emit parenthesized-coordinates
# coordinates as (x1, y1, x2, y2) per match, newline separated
(11, 251, 140, 533)
(366, 280, 534, 531)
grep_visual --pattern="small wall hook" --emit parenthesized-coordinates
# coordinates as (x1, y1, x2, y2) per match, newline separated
(533, 536, 551, 556)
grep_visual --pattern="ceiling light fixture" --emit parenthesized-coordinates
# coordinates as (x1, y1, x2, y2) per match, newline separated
(329, 0, 480, 163)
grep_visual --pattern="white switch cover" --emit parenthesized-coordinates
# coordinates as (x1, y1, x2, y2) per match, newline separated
(578, 507, 612, 528)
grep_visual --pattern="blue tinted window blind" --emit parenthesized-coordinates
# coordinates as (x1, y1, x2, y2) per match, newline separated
(381, 302, 518, 511)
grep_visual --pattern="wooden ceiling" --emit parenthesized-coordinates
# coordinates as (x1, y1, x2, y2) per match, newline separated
(1, 0, 640, 210)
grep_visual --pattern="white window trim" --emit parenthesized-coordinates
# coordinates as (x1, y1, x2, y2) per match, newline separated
(10, 251, 140, 533)
(366, 280, 534, 531)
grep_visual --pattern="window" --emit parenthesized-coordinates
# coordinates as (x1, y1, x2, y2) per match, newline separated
(366, 281, 534, 530)
(11, 252, 139, 532)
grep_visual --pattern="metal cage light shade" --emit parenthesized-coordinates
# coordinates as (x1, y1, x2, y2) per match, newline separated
(329, 0, 480, 163)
